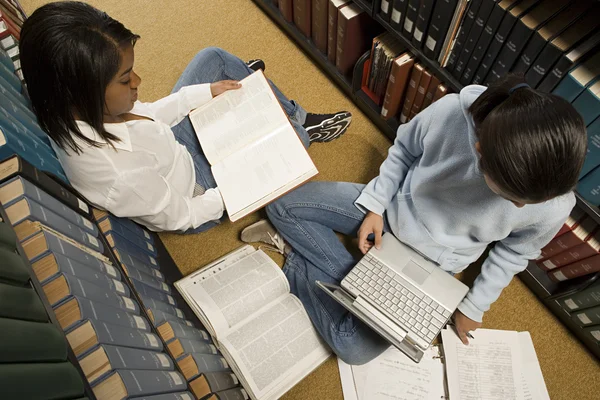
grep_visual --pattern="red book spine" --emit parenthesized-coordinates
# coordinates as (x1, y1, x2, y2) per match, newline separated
(538, 242, 600, 271)
(549, 254, 600, 282)
(538, 217, 597, 262)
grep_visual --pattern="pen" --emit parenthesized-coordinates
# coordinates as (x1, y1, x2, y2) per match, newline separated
(447, 322, 475, 339)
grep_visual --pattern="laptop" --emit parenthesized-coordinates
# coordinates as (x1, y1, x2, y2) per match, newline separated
(317, 233, 469, 362)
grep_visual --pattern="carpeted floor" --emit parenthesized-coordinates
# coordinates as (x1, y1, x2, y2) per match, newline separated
(21, 1, 600, 399)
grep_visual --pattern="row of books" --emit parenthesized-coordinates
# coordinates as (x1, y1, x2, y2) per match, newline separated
(554, 281, 600, 346)
(276, 0, 382, 76)
(0, 0, 24, 82)
(0, 33, 68, 183)
(363, 32, 448, 123)
(0, 218, 89, 400)
(0, 154, 249, 400)
(536, 207, 600, 284)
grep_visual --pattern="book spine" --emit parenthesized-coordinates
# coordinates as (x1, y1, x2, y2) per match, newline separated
(572, 305, 600, 327)
(539, 242, 599, 271)
(0, 317, 67, 363)
(556, 283, 600, 311)
(446, 0, 482, 70)
(402, 0, 420, 37)
(534, 50, 573, 92)
(335, 7, 348, 71)
(512, 30, 545, 74)
(293, 0, 311, 38)
(103, 344, 175, 371)
(125, 264, 168, 292)
(20, 178, 97, 234)
(472, 11, 518, 84)
(203, 372, 240, 394)
(117, 370, 187, 397)
(423, 0, 458, 60)
(111, 236, 158, 267)
(311, 0, 328, 53)
(92, 321, 164, 353)
(390, 0, 409, 32)
(580, 118, 600, 179)
(149, 308, 193, 327)
(582, 326, 600, 344)
(549, 254, 600, 282)
(62, 263, 129, 297)
(75, 295, 150, 332)
(48, 252, 121, 283)
(412, 0, 435, 48)
(117, 250, 163, 277)
(127, 392, 195, 400)
(55, 273, 139, 313)
(572, 86, 600, 126)
(102, 215, 153, 243)
(38, 230, 105, 267)
(179, 338, 218, 357)
(0, 282, 48, 322)
(379, 0, 392, 21)
(141, 296, 185, 319)
(327, 0, 340, 63)
(168, 321, 211, 343)
(131, 278, 176, 306)
(279, 0, 294, 23)
(454, 0, 495, 78)
(185, 353, 230, 379)
(213, 388, 249, 400)
(486, 19, 535, 84)
(409, 69, 432, 118)
(552, 72, 587, 102)
(399, 65, 422, 123)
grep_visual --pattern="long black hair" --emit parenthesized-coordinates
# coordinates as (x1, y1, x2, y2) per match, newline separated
(469, 74, 587, 203)
(20, 1, 140, 153)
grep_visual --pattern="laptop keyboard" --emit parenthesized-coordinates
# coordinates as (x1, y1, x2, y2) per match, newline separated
(344, 253, 452, 346)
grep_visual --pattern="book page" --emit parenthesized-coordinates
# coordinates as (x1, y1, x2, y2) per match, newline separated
(338, 346, 445, 400)
(220, 295, 330, 400)
(441, 328, 524, 400)
(189, 70, 290, 165)
(212, 124, 317, 221)
(518, 332, 550, 400)
(177, 250, 289, 339)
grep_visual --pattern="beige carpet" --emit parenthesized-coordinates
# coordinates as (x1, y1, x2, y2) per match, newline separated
(21, 1, 600, 399)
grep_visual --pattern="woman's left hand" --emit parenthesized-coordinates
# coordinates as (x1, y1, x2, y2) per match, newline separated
(210, 80, 242, 97)
(452, 310, 482, 345)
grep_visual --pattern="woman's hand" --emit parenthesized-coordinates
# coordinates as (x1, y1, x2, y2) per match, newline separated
(452, 310, 482, 345)
(357, 211, 384, 254)
(210, 80, 242, 97)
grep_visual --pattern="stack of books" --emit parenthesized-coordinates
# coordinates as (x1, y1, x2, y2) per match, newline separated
(554, 282, 600, 346)
(0, 218, 88, 399)
(363, 32, 448, 124)
(536, 207, 600, 284)
(0, 0, 25, 82)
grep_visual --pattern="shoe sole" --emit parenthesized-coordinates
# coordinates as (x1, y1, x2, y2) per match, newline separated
(240, 219, 276, 243)
(307, 113, 352, 142)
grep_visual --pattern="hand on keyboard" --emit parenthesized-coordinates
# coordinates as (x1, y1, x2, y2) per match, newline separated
(358, 212, 384, 254)
(452, 309, 482, 345)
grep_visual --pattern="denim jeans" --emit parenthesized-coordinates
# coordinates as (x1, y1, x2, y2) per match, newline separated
(266, 181, 391, 365)
(170, 47, 311, 233)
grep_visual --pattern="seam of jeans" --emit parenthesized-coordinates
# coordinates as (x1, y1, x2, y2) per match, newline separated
(280, 201, 364, 279)
(285, 260, 358, 337)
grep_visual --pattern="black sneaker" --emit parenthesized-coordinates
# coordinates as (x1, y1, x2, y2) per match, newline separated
(304, 111, 352, 143)
(247, 59, 266, 72)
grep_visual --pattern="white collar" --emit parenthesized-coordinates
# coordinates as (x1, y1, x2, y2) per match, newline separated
(75, 120, 133, 152)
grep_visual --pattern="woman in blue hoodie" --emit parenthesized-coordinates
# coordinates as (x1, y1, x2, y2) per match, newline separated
(241, 75, 587, 364)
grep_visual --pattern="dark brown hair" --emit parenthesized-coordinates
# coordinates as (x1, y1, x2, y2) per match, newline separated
(20, 1, 140, 153)
(469, 74, 587, 203)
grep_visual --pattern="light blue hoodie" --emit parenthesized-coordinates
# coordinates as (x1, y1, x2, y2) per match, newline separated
(355, 85, 574, 322)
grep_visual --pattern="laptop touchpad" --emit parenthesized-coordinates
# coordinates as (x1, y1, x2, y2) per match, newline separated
(403, 260, 430, 285)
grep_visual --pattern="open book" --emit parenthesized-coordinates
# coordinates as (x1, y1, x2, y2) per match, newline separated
(339, 328, 550, 400)
(188, 70, 318, 221)
(175, 246, 331, 400)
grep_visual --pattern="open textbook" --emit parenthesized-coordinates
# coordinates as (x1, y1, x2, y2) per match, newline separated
(188, 70, 318, 222)
(339, 328, 550, 400)
(175, 246, 330, 400)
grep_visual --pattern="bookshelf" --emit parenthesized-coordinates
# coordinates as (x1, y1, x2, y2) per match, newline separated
(253, 0, 600, 359)
(0, 204, 97, 400)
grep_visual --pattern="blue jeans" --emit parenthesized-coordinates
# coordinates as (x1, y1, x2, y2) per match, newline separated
(266, 181, 391, 365)
(170, 47, 311, 233)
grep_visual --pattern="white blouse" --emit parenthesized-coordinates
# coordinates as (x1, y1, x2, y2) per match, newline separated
(51, 84, 225, 232)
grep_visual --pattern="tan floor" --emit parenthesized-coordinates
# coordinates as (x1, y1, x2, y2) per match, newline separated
(21, 1, 600, 399)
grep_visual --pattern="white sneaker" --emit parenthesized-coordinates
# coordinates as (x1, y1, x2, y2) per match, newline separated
(240, 219, 290, 255)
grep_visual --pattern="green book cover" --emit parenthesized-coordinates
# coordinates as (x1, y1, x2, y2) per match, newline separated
(0, 221, 17, 250)
(0, 361, 85, 400)
(0, 246, 30, 285)
(0, 282, 48, 322)
(0, 317, 67, 363)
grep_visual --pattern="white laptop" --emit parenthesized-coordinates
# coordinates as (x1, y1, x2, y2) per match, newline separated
(317, 233, 469, 362)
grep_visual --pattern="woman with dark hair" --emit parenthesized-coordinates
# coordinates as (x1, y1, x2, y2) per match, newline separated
(19, 1, 352, 233)
(241, 75, 588, 364)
